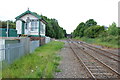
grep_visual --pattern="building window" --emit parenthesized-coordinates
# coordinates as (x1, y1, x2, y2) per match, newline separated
(31, 20, 38, 31)
(40, 23, 44, 34)
(26, 22, 29, 29)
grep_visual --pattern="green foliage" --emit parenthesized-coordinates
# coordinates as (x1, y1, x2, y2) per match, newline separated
(42, 16, 67, 39)
(0, 20, 16, 29)
(72, 19, 97, 38)
(107, 22, 120, 36)
(84, 25, 105, 38)
(85, 19, 97, 27)
(72, 19, 119, 38)
(75, 37, 119, 48)
(72, 19, 119, 48)
(72, 22, 85, 37)
(2, 41, 64, 78)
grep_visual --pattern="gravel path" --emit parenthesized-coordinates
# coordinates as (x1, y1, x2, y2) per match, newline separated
(54, 41, 89, 78)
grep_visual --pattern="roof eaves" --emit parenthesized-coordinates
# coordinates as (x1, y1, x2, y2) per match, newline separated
(31, 12, 41, 19)
(15, 10, 41, 20)
(15, 10, 30, 20)
(40, 19, 48, 24)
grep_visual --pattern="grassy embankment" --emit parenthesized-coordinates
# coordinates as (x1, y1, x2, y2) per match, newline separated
(2, 41, 64, 78)
(74, 36, 120, 49)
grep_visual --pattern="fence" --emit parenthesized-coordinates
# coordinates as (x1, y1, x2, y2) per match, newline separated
(0, 28, 17, 37)
(0, 43, 24, 64)
(0, 45, 5, 62)
(6, 43, 24, 64)
(45, 37, 51, 44)
(0, 40, 39, 64)
(30, 40, 39, 53)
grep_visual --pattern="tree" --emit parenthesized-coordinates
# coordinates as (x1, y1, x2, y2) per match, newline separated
(72, 22, 85, 37)
(107, 22, 119, 36)
(0, 20, 16, 29)
(42, 16, 66, 39)
(84, 25, 105, 38)
(85, 19, 97, 27)
(72, 19, 97, 38)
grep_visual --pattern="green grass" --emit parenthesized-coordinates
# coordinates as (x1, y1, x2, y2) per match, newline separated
(74, 37, 119, 48)
(59, 38, 67, 40)
(2, 41, 64, 78)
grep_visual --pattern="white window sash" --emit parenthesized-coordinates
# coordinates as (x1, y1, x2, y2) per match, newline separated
(31, 20, 38, 32)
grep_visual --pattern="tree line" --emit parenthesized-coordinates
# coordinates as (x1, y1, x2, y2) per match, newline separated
(41, 16, 67, 39)
(72, 19, 120, 38)
(0, 20, 16, 29)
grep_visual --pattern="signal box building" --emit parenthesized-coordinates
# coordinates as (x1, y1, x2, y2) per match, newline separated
(15, 9, 47, 37)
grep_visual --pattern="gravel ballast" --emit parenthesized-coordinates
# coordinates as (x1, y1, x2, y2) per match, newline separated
(55, 41, 89, 78)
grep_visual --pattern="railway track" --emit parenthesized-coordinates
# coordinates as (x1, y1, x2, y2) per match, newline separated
(68, 40, 120, 79)
(78, 41, 120, 62)
(75, 41, 119, 72)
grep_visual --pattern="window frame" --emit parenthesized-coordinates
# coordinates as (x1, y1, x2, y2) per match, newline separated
(30, 20, 39, 32)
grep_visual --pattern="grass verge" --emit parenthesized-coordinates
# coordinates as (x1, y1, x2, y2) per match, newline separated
(2, 41, 64, 78)
(74, 37, 119, 49)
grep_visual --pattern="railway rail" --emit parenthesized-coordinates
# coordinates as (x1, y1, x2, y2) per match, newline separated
(75, 40, 119, 72)
(68, 40, 120, 79)
(78, 41, 120, 62)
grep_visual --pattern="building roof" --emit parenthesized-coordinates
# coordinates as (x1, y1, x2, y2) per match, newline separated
(15, 10, 41, 20)
(15, 10, 47, 24)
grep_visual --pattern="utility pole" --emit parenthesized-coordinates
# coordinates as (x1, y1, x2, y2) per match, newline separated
(119, 2, 120, 27)
(6, 20, 9, 37)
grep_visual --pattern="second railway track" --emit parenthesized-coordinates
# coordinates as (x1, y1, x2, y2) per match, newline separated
(68, 40, 120, 79)
(78, 41, 120, 62)
(75, 40, 119, 72)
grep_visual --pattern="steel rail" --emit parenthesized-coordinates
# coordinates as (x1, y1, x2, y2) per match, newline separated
(70, 41, 110, 79)
(78, 42, 120, 63)
(80, 42, 120, 57)
(68, 41, 96, 79)
(73, 42, 120, 79)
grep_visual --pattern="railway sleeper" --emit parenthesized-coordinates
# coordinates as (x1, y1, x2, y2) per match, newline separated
(93, 73, 113, 75)
(88, 66, 102, 68)
(91, 69, 108, 73)
(93, 73, 117, 78)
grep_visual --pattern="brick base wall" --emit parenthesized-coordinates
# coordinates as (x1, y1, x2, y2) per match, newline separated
(30, 37, 45, 46)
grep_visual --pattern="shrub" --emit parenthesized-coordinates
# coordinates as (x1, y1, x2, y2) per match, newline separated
(84, 25, 105, 38)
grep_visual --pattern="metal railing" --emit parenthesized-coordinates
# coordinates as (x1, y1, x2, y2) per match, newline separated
(0, 40, 39, 64)
(0, 43, 24, 64)
(30, 40, 39, 53)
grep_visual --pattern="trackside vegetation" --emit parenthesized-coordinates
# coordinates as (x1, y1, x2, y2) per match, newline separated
(72, 19, 120, 48)
(2, 41, 64, 78)
(75, 37, 119, 48)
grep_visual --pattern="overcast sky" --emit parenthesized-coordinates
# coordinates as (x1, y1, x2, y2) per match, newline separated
(0, 0, 119, 33)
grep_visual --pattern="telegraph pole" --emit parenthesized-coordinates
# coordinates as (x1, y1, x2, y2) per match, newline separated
(6, 20, 9, 37)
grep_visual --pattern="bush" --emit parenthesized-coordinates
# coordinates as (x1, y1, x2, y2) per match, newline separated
(107, 22, 119, 36)
(84, 25, 105, 38)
